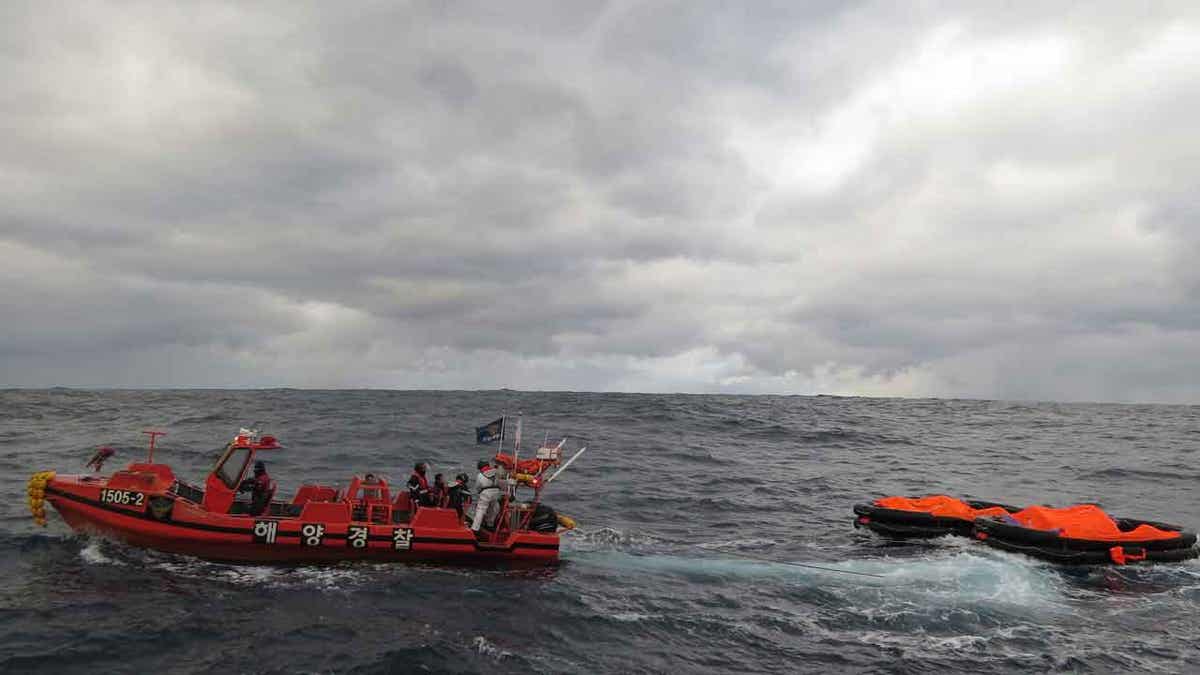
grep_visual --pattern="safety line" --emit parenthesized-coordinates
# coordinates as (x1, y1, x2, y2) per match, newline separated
(691, 545, 889, 579)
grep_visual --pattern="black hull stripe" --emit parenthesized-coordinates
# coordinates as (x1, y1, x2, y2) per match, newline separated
(45, 487, 558, 552)
(49, 487, 247, 534)
(975, 517, 1195, 552)
(981, 536, 1199, 564)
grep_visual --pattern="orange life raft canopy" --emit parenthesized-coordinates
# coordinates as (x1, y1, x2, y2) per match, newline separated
(974, 504, 1198, 565)
(853, 494, 1021, 539)
(853, 495, 1199, 565)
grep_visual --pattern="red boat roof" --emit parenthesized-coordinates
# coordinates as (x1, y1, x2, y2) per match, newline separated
(231, 434, 282, 450)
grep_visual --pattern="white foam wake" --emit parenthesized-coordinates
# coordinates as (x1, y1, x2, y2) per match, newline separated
(78, 538, 125, 567)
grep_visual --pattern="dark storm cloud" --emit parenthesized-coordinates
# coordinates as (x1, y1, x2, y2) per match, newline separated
(3, 1, 1200, 401)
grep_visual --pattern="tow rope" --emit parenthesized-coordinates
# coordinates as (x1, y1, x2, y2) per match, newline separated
(570, 511, 891, 580)
(27, 471, 56, 527)
(692, 544, 888, 579)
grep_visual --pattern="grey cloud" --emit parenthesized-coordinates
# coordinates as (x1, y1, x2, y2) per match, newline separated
(3, 1, 1200, 401)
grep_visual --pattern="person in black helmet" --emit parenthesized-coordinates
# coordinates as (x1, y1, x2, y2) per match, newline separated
(447, 472, 471, 520)
(238, 460, 274, 516)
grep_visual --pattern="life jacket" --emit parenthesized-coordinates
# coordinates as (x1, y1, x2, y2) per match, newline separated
(431, 480, 447, 506)
(248, 472, 273, 516)
(408, 472, 431, 505)
(475, 465, 499, 495)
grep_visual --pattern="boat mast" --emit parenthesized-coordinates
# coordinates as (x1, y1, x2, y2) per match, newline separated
(509, 412, 522, 531)
(143, 430, 166, 463)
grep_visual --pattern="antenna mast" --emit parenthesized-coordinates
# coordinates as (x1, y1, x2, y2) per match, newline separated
(142, 430, 166, 463)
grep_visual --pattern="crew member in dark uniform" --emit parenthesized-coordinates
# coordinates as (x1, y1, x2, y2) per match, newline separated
(447, 473, 471, 520)
(408, 462, 433, 507)
(238, 460, 273, 516)
(431, 473, 448, 507)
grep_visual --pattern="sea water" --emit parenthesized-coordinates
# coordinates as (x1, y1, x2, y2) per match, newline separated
(2, 390, 1198, 673)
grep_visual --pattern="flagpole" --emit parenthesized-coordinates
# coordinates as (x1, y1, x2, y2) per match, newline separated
(510, 412, 522, 530)
(513, 412, 522, 458)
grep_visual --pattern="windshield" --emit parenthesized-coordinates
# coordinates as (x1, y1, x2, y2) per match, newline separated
(215, 446, 252, 489)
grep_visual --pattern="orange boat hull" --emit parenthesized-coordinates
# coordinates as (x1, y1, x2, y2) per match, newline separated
(46, 477, 559, 565)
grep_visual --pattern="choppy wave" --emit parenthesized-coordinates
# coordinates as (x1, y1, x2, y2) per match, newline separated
(3, 390, 1200, 673)
(1079, 466, 1200, 483)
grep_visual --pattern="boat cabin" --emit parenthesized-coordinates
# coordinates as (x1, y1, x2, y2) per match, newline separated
(187, 430, 453, 526)
(201, 431, 284, 514)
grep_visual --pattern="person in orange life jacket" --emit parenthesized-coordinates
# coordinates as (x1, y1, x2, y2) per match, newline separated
(408, 462, 434, 507)
(431, 473, 448, 507)
(447, 473, 470, 519)
(471, 459, 502, 533)
(237, 460, 273, 516)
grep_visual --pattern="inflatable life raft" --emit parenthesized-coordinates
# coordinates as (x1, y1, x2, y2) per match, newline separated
(853, 495, 1021, 539)
(974, 504, 1199, 565)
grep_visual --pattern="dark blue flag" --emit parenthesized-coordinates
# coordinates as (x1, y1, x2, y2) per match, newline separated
(476, 417, 504, 444)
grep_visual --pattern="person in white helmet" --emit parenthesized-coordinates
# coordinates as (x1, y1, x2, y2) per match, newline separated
(471, 459, 502, 533)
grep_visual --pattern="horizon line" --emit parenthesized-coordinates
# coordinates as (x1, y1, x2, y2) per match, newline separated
(1, 385, 1195, 408)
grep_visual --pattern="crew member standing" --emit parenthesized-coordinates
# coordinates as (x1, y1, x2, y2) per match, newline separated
(431, 473, 448, 507)
(408, 462, 433, 507)
(447, 473, 471, 520)
(471, 459, 502, 533)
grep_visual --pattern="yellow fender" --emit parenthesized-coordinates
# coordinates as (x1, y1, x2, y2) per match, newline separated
(26, 471, 56, 527)
(556, 514, 577, 531)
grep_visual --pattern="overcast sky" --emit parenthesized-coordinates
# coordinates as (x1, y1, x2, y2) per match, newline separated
(3, 2, 1199, 402)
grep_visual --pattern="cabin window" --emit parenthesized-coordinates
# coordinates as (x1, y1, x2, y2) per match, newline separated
(215, 446, 252, 489)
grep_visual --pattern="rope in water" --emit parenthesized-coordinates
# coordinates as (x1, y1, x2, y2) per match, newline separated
(566, 520, 894, 580)
(691, 544, 889, 579)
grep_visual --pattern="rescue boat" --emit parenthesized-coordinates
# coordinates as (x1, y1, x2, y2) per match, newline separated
(853, 495, 1021, 538)
(974, 504, 1199, 565)
(28, 429, 582, 565)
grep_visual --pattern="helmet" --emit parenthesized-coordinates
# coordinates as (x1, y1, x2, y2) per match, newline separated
(253, 461, 266, 475)
(477, 459, 489, 470)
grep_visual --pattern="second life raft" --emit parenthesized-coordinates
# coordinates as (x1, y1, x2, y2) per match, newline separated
(974, 504, 1199, 565)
